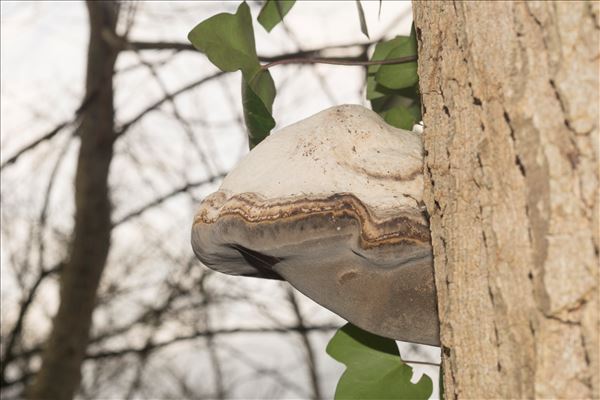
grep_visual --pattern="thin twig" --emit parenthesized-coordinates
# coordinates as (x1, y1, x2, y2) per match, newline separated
(0, 263, 62, 386)
(112, 174, 225, 226)
(85, 324, 340, 359)
(262, 55, 417, 70)
(131, 50, 219, 175)
(401, 359, 441, 367)
(199, 274, 226, 400)
(1, 89, 98, 170)
(115, 71, 225, 138)
(126, 39, 379, 58)
(287, 289, 322, 400)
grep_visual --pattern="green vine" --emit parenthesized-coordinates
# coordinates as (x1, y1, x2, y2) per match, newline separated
(188, 1, 420, 148)
(188, 1, 434, 398)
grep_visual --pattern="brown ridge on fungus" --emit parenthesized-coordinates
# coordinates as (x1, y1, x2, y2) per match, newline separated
(194, 192, 429, 249)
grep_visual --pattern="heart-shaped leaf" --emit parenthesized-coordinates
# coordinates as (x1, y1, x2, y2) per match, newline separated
(187, 2, 276, 147)
(327, 324, 433, 400)
(374, 34, 418, 90)
(367, 36, 410, 101)
(188, 2, 258, 74)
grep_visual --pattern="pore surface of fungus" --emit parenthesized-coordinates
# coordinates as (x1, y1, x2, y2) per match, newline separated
(192, 105, 439, 345)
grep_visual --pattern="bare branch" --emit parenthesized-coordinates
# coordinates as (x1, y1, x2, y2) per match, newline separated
(86, 325, 339, 360)
(1, 123, 70, 170)
(0, 89, 98, 171)
(115, 71, 225, 138)
(131, 51, 220, 174)
(262, 55, 417, 70)
(287, 289, 322, 400)
(219, 342, 309, 398)
(128, 41, 193, 52)
(0, 263, 62, 386)
(198, 273, 225, 400)
(126, 39, 377, 58)
(112, 174, 226, 226)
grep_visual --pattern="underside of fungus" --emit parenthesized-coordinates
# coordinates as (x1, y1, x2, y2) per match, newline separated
(192, 105, 439, 346)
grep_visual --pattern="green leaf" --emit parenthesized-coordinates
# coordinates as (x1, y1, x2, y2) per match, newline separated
(242, 74, 276, 148)
(369, 78, 420, 103)
(366, 36, 409, 100)
(408, 100, 422, 122)
(355, 0, 369, 39)
(382, 106, 417, 130)
(258, 0, 296, 32)
(375, 34, 418, 90)
(368, 37, 407, 74)
(188, 2, 259, 74)
(247, 69, 276, 113)
(370, 92, 409, 113)
(369, 84, 420, 125)
(187, 2, 277, 147)
(327, 324, 433, 400)
(367, 32, 421, 128)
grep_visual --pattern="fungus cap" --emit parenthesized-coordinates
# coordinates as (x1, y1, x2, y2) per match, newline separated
(192, 105, 438, 345)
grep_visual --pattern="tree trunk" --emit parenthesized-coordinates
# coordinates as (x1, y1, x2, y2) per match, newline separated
(413, 2, 598, 399)
(27, 2, 120, 399)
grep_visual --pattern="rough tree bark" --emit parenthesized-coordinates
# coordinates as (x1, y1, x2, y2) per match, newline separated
(412, 2, 599, 399)
(27, 2, 120, 399)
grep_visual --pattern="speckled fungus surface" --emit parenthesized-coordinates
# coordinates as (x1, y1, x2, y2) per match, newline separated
(192, 105, 439, 345)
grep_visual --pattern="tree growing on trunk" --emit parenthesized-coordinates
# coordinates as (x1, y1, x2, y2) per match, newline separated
(413, 2, 598, 398)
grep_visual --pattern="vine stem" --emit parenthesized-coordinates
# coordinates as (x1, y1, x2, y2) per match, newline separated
(401, 359, 441, 367)
(261, 55, 417, 70)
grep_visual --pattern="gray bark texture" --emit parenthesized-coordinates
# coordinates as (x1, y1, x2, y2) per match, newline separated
(27, 2, 120, 399)
(412, 2, 599, 399)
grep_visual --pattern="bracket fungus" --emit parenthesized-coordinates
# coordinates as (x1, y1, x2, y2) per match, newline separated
(192, 105, 439, 346)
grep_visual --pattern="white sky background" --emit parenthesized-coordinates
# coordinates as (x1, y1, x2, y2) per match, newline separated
(1, 1, 440, 398)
